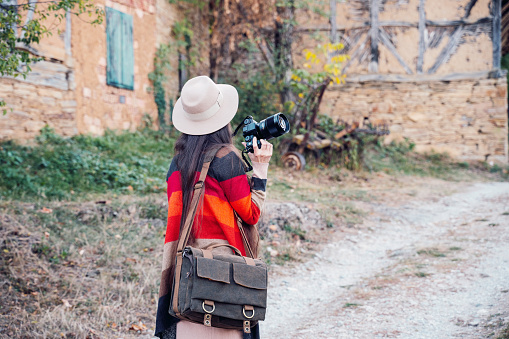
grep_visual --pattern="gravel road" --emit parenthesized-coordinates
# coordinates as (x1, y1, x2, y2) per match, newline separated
(262, 182, 509, 338)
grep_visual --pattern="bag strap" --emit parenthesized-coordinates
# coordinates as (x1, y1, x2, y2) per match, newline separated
(175, 147, 221, 256)
(236, 214, 255, 259)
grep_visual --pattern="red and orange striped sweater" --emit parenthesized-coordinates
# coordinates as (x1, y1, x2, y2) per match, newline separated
(155, 148, 266, 337)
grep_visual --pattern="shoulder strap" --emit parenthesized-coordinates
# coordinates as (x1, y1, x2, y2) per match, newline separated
(236, 214, 256, 259)
(175, 147, 222, 255)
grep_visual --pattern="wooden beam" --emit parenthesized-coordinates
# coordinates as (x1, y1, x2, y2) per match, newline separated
(492, 0, 501, 69)
(427, 27, 464, 74)
(330, 0, 337, 43)
(369, 0, 379, 73)
(463, 0, 479, 19)
(294, 17, 493, 34)
(417, 0, 426, 73)
(65, 10, 72, 57)
(426, 17, 491, 27)
(342, 34, 369, 73)
(379, 28, 413, 74)
(329, 70, 503, 84)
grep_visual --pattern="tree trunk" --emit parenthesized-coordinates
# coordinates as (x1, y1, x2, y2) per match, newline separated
(275, 0, 295, 106)
(209, 0, 222, 82)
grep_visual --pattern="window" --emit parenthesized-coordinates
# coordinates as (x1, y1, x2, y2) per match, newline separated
(106, 7, 134, 90)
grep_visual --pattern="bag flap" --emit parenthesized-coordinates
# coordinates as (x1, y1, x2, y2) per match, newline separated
(232, 263, 267, 290)
(196, 257, 230, 284)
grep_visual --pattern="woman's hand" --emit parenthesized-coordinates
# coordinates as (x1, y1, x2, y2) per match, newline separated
(243, 137, 272, 179)
(246, 137, 273, 163)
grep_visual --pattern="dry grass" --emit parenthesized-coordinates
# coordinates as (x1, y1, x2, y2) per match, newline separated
(0, 195, 167, 338)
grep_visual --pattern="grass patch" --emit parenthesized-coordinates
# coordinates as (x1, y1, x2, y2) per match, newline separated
(449, 246, 462, 251)
(417, 248, 446, 257)
(0, 126, 174, 200)
(343, 303, 361, 308)
(498, 323, 509, 339)
(0, 196, 167, 337)
(415, 272, 430, 278)
(363, 139, 509, 181)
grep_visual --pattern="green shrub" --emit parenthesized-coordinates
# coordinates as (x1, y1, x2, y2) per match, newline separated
(0, 126, 174, 200)
(224, 70, 281, 129)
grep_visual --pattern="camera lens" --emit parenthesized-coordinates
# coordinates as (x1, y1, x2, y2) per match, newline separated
(278, 115, 286, 131)
(258, 113, 290, 140)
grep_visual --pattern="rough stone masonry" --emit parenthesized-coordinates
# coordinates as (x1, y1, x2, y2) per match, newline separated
(321, 75, 508, 163)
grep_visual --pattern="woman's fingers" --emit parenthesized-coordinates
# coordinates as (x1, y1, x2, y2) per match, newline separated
(249, 137, 272, 163)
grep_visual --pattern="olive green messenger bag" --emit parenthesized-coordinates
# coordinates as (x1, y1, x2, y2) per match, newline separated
(169, 148, 268, 334)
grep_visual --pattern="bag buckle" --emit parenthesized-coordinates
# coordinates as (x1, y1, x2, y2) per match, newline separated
(202, 300, 215, 314)
(242, 305, 255, 319)
(194, 181, 204, 190)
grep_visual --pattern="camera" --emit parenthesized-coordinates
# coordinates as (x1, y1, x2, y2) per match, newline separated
(236, 113, 290, 153)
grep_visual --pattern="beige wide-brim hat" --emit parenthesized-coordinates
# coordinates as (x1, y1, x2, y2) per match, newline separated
(172, 76, 239, 135)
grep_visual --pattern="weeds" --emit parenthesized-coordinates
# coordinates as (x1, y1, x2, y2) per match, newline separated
(417, 248, 446, 257)
(0, 126, 174, 200)
(415, 272, 430, 278)
(0, 195, 166, 337)
(343, 303, 361, 308)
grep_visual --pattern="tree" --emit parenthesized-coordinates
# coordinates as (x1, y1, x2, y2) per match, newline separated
(0, 0, 103, 112)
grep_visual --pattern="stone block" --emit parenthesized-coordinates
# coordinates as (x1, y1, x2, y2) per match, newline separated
(406, 112, 427, 123)
(61, 100, 77, 108)
(23, 120, 46, 132)
(83, 87, 92, 98)
(40, 97, 56, 105)
(62, 108, 76, 114)
(486, 107, 507, 115)
(37, 88, 64, 99)
(9, 110, 31, 119)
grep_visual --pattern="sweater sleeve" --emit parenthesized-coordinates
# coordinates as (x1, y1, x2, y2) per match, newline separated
(210, 151, 267, 225)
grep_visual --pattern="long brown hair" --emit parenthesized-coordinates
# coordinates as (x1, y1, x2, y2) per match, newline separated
(174, 124, 259, 256)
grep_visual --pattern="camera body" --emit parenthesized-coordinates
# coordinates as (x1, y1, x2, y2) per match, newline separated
(242, 116, 263, 153)
(240, 113, 290, 153)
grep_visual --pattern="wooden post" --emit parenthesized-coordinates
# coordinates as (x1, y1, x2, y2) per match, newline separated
(369, 0, 379, 73)
(492, 0, 501, 69)
(417, 0, 425, 73)
(65, 10, 72, 57)
(330, 0, 337, 43)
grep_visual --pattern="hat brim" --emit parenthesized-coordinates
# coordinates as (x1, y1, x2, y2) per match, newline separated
(172, 84, 239, 135)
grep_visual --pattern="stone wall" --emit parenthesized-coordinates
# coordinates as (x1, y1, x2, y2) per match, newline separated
(0, 0, 210, 142)
(0, 80, 77, 141)
(72, 0, 158, 135)
(320, 74, 508, 163)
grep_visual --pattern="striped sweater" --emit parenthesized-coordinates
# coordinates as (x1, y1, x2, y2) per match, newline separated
(155, 147, 266, 337)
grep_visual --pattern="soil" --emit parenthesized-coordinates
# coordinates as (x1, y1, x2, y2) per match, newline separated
(261, 180, 509, 338)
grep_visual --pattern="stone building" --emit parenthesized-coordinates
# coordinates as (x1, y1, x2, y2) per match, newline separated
(0, 0, 208, 141)
(297, 0, 508, 163)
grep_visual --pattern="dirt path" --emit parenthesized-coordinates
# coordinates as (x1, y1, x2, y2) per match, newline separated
(262, 182, 509, 338)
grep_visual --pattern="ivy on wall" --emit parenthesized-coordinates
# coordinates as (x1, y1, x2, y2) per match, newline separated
(148, 19, 198, 128)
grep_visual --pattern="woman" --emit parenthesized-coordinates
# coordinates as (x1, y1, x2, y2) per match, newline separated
(155, 76, 272, 339)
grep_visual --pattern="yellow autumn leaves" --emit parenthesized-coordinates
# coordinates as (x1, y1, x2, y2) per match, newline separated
(298, 43, 349, 84)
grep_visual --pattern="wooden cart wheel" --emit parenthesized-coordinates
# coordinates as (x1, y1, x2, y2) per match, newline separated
(282, 151, 306, 171)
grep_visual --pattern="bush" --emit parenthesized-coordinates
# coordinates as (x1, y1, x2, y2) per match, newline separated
(224, 70, 281, 129)
(0, 126, 174, 200)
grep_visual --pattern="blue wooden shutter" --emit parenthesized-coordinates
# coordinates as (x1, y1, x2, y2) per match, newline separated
(106, 7, 134, 90)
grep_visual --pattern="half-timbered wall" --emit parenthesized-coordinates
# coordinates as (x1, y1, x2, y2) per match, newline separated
(297, 0, 508, 162)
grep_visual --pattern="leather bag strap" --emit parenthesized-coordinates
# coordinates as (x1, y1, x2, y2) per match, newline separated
(173, 147, 221, 316)
(175, 147, 221, 255)
(236, 215, 255, 259)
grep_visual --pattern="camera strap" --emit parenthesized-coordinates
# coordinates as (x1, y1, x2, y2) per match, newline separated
(241, 150, 253, 172)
